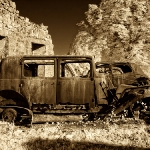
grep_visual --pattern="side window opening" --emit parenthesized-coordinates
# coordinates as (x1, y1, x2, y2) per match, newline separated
(24, 63, 38, 77)
(112, 64, 132, 74)
(112, 67, 123, 74)
(23, 59, 54, 77)
(96, 64, 110, 74)
(60, 60, 91, 78)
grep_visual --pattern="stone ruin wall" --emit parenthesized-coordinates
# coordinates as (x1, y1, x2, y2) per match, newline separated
(0, 0, 54, 59)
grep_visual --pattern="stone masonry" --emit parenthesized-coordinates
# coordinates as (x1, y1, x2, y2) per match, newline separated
(0, 0, 54, 59)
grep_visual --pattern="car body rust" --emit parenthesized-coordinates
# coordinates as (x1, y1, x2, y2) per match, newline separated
(0, 55, 149, 125)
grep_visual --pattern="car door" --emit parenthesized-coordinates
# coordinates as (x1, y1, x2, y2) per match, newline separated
(20, 57, 56, 105)
(57, 58, 95, 108)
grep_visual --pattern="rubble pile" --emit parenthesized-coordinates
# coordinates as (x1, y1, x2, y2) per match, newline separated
(0, 0, 54, 58)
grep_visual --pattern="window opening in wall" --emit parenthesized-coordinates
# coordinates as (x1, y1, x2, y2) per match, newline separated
(0, 36, 5, 40)
(32, 43, 45, 51)
(0, 36, 7, 58)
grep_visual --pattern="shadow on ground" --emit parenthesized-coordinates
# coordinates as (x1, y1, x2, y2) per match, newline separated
(22, 138, 149, 150)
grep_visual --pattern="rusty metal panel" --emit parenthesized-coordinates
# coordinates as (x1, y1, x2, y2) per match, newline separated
(57, 78, 95, 107)
(112, 73, 137, 87)
(94, 74, 114, 105)
(122, 73, 136, 85)
(20, 78, 56, 105)
(0, 57, 21, 79)
(112, 74, 123, 87)
(0, 79, 20, 92)
(95, 78, 108, 105)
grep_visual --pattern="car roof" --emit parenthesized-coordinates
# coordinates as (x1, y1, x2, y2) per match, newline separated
(95, 61, 131, 66)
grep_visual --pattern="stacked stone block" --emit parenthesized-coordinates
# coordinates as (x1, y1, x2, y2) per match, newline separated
(0, 0, 54, 59)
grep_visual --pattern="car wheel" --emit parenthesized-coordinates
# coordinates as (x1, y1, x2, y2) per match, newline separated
(2, 108, 17, 123)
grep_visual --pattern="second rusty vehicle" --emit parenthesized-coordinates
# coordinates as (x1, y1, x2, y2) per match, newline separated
(0, 55, 149, 125)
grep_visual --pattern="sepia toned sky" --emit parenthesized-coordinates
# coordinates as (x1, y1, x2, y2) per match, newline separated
(12, 0, 101, 55)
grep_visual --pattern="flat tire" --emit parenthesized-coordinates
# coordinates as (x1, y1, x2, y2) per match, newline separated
(2, 108, 17, 123)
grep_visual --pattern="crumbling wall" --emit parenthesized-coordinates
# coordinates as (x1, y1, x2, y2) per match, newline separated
(0, 0, 54, 59)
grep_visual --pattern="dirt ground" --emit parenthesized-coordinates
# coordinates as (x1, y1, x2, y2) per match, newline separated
(0, 116, 150, 150)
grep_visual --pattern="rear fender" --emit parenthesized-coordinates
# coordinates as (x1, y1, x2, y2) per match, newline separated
(0, 90, 30, 109)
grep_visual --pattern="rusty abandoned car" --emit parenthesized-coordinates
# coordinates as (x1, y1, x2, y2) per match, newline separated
(0, 55, 149, 126)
